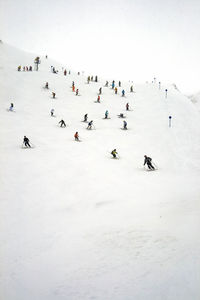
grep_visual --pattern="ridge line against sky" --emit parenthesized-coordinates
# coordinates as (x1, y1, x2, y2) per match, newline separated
(1, 0, 200, 94)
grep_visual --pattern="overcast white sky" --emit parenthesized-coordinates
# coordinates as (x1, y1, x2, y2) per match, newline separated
(1, 0, 200, 94)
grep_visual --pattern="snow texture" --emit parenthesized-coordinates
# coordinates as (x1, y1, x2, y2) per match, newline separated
(0, 43, 200, 300)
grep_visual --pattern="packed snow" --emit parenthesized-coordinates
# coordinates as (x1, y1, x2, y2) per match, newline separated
(0, 42, 200, 300)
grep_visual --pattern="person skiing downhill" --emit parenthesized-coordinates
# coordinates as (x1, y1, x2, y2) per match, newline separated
(144, 155, 155, 170)
(97, 95, 100, 103)
(123, 120, 127, 129)
(9, 103, 14, 111)
(130, 85, 133, 92)
(122, 90, 125, 97)
(59, 119, 66, 127)
(51, 109, 54, 116)
(99, 87, 102, 95)
(76, 89, 79, 96)
(114, 87, 118, 94)
(23, 136, 31, 148)
(126, 103, 129, 111)
(52, 92, 56, 99)
(111, 149, 118, 158)
(74, 132, 79, 141)
(87, 120, 93, 129)
(45, 82, 49, 89)
(105, 110, 109, 119)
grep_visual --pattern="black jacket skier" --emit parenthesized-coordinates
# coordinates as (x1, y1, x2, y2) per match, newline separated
(59, 120, 66, 127)
(84, 114, 88, 122)
(23, 136, 31, 147)
(144, 155, 155, 170)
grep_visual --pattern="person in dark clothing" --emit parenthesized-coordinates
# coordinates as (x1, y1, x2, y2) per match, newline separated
(52, 92, 56, 98)
(23, 136, 31, 147)
(123, 120, 127, 129)
(45, 82, 49, 89)
(84, 114, 88, 122)
(87, 120, 93, 129)
(99, 87, 102, 95)
(126, 103, 129, 111)
(144, 155, 155, 170)
(59, 119, 66, 127)
(111, 149, 118, 158)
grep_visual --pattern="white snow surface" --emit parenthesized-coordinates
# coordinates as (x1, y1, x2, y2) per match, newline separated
(0, 43, 200, 300)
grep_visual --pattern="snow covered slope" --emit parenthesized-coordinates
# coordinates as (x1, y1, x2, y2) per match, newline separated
(0, 42, 200, 300)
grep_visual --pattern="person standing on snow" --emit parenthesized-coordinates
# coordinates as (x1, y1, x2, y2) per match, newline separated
(123, 120, 127, 129)
(45, 82, 49, 89)
(97, 95, 100, 103)
(126, 103, 129, 111)
(143, 155, 155, 170)
(76, 89, 79, 96)
(74, 132, 79, 141)
(9, 103, 14, 111)
(114, 87, 118, 94)
(50, 109, 54, 117)
(122, 89, 125, 97)
(99, 87, 102, 95)
(23, 136, 31, 148)
(84, 113, 88, 122)
(105, 110, 109, 119)
(52, 92, 56, 99)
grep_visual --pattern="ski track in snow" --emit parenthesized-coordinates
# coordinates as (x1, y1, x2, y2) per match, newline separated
(0, 43, 200, 300)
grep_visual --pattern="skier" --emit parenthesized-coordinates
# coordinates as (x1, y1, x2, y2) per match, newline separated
(84, 113, 88, 122)
(72, 85, 75, 92)
(18, 66, 21, 71)
(29, 66, 32, 71)
(105, 110, 109, 119)
(99, 87, 102, 95)
(23, 136, 31, 148)
(76, 89, 79, 96)
(123, 120, 127, 130)
(105, 81, 108, 87)
(119, 113, 124, 118)
(87, 76, 90, 84)
(114, 87, 118, 94)
(9, 103, 14, 111)
(122, 89, 125, 97)
(50, 109, 54, 116)
(45, 82, 49, 89)
(112, 81, 115, 89)
(64, 69, 67, 76)
(111, 149, 118, 159)
(59, 119, 66, 127)
(95, 76, 98, 82)
(126, 103, 129, 111)
(52, 92, 56, 99)
(130, 85, 133, 92)
(74, 132, 79, 141)
(97, 95, 100, 103)
(143, 155, 155, 170)
(87, 120, 93, 129)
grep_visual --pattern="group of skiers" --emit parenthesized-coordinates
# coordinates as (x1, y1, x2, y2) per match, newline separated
(17, 66, 32, 71)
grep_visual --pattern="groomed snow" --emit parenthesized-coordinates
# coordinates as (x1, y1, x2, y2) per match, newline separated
(0, 43, 200, 300)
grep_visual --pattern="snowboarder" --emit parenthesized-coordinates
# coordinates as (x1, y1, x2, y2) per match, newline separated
(76, 89, 79, 96)
(23, 136, 31, 148)
(126, 103, 129, 111)
(52, 92, 56, 99)
(105, 110, 109, 119)
(50, 109, 54, 116)
(122, 90, 125, 97)
(99, 87, 102, 95)
(84, 113, 88, 122)
(74, 132, 79, 141)
(87, 120, 93, 129)
(111, 149, 118, 158)
(9, 103, 14, 111)
(45, 82, 49, 89)
(59, 119, 66, 127)
(143, 155, 155, 170)
(123, 120, 127, 129)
